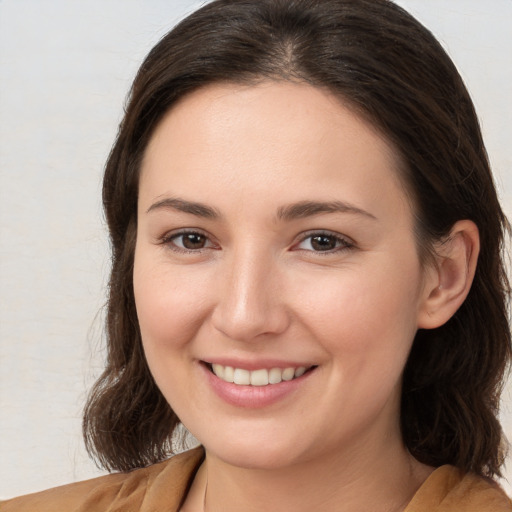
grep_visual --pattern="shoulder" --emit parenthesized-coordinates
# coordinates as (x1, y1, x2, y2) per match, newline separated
(0, 447, 204, 512)
(406, 465, 512, 511)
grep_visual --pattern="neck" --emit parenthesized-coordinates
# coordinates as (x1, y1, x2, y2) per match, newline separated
(188, 432, 432, 512)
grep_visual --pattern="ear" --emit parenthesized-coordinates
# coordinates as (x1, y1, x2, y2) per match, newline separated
(417, 220, 480, 329)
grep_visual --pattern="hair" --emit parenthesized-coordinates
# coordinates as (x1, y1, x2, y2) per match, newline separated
(83, 0, 511, 478)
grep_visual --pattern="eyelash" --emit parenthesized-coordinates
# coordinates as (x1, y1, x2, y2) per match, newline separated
(293, 230, 355, 255)
(160, 230, 216, 254)
(159, 229, 355, 255)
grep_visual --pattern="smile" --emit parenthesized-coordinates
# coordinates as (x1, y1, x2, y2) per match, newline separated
(209, 363, 313, 386)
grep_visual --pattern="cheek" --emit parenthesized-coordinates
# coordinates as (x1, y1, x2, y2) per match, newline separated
(133, 252, 211, 350)
(132, 251, 213, 417)
(298, 268, 422, 422)
(294, 260, 422, 359)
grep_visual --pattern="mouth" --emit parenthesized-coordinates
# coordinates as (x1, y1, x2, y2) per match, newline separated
(204, 362, 317, 386)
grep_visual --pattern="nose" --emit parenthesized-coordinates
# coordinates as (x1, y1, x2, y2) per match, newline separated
(210, 249, 290, 342)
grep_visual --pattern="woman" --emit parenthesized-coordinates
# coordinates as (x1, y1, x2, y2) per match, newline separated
(3, 0, 511, 510)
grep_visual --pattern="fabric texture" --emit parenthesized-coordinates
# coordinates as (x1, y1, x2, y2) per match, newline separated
(2, 447, 511, 511)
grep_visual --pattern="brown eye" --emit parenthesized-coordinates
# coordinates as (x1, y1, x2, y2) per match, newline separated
(163, 231, 215, 252)
(179, 233, 207, 250)
(310, 235, 338, 251)
(294, 231, 354, 254)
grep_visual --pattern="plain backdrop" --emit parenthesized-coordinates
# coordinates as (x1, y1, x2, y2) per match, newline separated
(1, 0, 511, 499)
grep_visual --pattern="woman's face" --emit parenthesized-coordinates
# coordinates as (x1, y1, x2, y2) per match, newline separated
(134, 82, 434, 469)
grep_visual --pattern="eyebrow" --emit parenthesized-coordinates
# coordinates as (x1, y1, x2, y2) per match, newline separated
(146, 197, 376, 221)
(146, 197, 221, 219)
(276, 200, 377, 221)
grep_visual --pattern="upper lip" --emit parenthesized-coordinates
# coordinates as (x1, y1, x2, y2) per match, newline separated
(201, 358, 316, 371)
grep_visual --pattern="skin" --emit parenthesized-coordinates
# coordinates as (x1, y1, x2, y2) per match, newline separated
(133, 82, 479, 511)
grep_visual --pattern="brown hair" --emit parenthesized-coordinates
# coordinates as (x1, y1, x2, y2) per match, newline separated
(83, 0, 511, 477)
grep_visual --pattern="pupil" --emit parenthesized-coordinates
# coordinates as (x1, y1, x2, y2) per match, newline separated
(311, 235, 335, 251)
(183, 233, 205, 249)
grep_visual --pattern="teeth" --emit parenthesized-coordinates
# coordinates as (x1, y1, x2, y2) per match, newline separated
(250, 369, 269, 386)
(268, 368, 282, 384)
(210, 364, 311, 386)
(212, 364, 224, 379)
(282, 367, 295, 381)
(233, 368, 250, 385)
(295, 366, 306, 377)
(223, 366, 234, 383)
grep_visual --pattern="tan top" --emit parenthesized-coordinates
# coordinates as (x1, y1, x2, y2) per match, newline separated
(2, 447, 511, 511)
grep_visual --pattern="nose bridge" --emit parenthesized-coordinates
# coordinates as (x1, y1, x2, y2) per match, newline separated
(212, 243, 288, 341)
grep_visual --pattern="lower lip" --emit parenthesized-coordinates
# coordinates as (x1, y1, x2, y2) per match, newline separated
(200, 363, 315, 409)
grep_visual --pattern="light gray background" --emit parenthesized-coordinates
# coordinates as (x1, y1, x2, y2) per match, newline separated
(1, 0, 511, 499)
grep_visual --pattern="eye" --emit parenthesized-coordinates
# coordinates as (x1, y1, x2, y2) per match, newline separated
(161, 230, 217, 252)
(294, 231, 354, 253)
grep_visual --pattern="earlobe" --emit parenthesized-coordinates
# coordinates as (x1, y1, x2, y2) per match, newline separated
(417, 220, 480, 329)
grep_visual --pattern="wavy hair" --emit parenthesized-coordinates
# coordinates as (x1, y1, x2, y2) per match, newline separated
(83, 0, 511, 477)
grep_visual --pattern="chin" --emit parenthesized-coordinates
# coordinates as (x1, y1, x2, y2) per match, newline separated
(194, 425, 314, 470)
(211, 442, 302, 470)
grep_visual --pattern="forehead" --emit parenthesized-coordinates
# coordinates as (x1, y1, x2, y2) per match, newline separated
(145, 81, 396, 160)
(139, 81, 411, 224)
